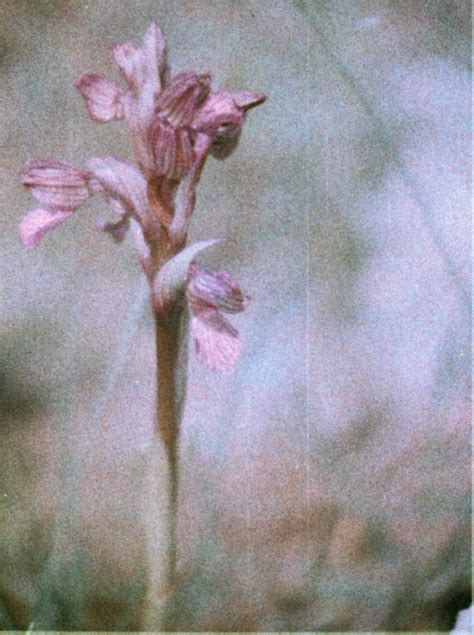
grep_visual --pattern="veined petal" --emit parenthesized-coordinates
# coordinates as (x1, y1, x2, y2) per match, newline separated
(187, 263, 249, 313)
(187, 262, 248, 371)
(19, 208, 73, 249)
(147, 118, 194, 180)
(75, 74, 124, 123)
(86, 156, 149, 226)
(156, 72, 211, 127)
(20, 160, 90, 210)
(190, 310, 243, 372)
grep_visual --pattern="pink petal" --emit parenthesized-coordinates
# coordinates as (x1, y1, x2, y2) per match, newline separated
(20, 160, 90, 210)
(112, 22, 166, 130)
(156, 72, 211, 127)
(75, 74, 124, 123)
(187, 263, 249, 313)
(192, 90, 266, 159)
(190, 310, 243, 372)
(86, 156, 149, 226)
(192, 91, 244, 135)
(147, 118, 194, 180)
(19, 208, 73, 249)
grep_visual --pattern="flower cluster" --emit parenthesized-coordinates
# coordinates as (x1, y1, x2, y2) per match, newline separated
(19, 22, 265, 371)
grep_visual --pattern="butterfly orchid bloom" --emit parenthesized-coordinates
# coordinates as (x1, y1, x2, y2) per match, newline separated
(19, 22, 265, 371)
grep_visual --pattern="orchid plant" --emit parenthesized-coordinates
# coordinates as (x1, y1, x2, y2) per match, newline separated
(19, 22, 265, 629)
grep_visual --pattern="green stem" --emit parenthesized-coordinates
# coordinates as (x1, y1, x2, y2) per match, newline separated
(142, 296, 188, 630)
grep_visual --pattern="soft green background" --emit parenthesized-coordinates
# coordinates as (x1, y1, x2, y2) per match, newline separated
(1, 0, 471, 630)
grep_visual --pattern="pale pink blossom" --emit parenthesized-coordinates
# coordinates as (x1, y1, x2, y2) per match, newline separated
(19, 21, 264, 371)
(187, 263, 249, 371)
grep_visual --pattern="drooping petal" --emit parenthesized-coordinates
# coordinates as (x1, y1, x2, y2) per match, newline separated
(86, 156, 150, 229)
(187, 263, 249, 313)
(19, 208, 73, 249)
(190, 309, 243, 372)
(75, 74, 124, 123)
(112, 22, 166, 129)
(186, 262, 248, 371)
(20, 160, 91, 210)
(156, 72, 211, 127)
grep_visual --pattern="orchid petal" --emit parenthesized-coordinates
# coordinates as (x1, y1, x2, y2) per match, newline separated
(112, 22, 166, 129)
(75, 74, 124, 123)
(20, 160, 90, 210)
(147, 118, 194, 180)
(190, 310, 243, 372)
(192, 91, 244, 134)
(19, 208, 73, 249)
(186, 262, 248, 371)
(187, 263, 249, 313)
(86, 156, 150, 228)
(169, 133, 213, 246)
(156, 72, 211, 127)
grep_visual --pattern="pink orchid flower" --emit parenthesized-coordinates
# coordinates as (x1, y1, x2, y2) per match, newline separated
(19, 22, 265, 371)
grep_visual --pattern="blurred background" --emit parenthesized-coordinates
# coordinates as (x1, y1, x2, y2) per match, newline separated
(1, 0, 471, 630)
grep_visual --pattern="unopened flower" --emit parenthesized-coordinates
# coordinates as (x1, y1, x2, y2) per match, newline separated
(186, 263, 249, 371)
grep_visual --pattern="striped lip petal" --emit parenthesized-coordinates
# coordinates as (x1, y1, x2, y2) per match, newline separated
(19, 208, 73, 249)
(20, 160, 91, 210)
